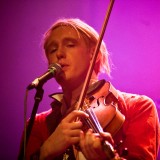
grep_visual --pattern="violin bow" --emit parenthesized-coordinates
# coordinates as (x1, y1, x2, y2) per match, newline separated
(76, 0, 115, 111)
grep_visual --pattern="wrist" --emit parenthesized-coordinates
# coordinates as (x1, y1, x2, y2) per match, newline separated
(40, 141, 53, 160)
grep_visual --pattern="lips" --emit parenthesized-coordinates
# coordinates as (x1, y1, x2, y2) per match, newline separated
(59, 63, 69, 71)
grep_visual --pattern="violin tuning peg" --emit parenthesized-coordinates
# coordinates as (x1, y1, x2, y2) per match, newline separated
(121, 148, 128, 157)
(114, 140, 123, 149)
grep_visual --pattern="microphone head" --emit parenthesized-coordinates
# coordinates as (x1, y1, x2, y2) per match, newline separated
(48, 63, 62, 76)
(27, 63, 62, 90)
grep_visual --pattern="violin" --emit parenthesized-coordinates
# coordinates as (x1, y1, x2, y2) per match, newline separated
(80, 80, 125, 135)
(75, 80, 125, 159)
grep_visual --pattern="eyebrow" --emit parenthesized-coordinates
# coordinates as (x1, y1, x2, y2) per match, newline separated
(45, 37, 80, 52)
(62, 37, 79, 44)
(47, 37, 79, 47)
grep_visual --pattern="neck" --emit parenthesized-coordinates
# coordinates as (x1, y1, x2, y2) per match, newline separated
(62, 82, 84, 108)
(62, 77, 98, 110)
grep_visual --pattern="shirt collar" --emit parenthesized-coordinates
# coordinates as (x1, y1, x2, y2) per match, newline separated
(49, 80, 119, 103)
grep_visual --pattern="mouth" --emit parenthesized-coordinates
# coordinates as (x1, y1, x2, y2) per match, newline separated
(60, 64, 69, 71)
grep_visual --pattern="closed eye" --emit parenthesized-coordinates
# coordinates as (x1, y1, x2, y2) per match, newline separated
(47, 46, 58, 54)
(50, 48, 57, 53)
(64, 38, 78, 48)
(66, 43, 75, 47)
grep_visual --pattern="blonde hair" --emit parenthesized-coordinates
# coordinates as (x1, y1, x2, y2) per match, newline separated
(43, 18, 111, 77)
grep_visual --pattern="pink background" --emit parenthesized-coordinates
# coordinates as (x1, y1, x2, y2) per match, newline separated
(1, 0, 160, 159)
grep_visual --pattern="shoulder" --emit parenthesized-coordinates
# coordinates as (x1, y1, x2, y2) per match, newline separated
(118, 91, 158, 120)
(119, 91, 155, 109)
(33, 98, 62, 123)
(28, 109, 53, 126)
(118, 92, 159, 137)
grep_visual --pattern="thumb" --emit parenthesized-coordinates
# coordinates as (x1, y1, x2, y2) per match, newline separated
(64, 110, 89, 122)
(100, 132, 114, 146)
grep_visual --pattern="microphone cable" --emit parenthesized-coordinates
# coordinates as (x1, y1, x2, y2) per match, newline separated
(23, 89, 29, 160)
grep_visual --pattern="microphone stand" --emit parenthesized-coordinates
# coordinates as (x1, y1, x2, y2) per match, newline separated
(18, 84, 44, 160)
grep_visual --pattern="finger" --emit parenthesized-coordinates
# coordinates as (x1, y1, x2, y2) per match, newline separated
(79, 130, 91, 158)
(64, 110, 89, 122)
(67, 128, 82, 137)
(86, 129, 94, 147)
(86, 132, 107, 159)
(100, 132, 114, 145)
(79, 130, 85, 146)
(69, 136, 81, 144)
(70, 121, 83, 129)
(83, 129, 97, 157)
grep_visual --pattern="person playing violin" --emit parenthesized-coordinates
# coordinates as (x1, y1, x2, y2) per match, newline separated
(19, 18, 160, 160)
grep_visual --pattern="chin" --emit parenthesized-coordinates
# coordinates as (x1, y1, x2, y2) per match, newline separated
(56, 73, 70, 85)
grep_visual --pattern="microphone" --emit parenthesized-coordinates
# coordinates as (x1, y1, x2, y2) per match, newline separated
(27, 63, 62, 90)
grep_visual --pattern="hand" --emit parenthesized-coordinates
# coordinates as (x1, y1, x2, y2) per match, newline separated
(79, 129, 114, 160)
(40, 110, 89, 159)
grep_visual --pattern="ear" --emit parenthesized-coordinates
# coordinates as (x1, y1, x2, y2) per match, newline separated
(89, 47, 95, 60)
(89, 47, 100, 63)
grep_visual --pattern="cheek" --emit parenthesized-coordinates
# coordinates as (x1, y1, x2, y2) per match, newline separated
(47, 54, 57, 64)
(81, 51, 92, 65)
(75, 54, 91, 71)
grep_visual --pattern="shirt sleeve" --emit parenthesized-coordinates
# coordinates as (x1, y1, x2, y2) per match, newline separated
(118, 95, 160, 160)
(18, 112, 50, 160)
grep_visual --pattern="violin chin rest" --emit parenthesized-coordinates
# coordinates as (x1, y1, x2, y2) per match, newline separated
(103, 108, 125, 136)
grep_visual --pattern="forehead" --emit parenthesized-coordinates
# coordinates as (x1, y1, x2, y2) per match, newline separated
(54, 25, 80, 36)
(46, 26, 80, 42)
(44, 25, 89, 49)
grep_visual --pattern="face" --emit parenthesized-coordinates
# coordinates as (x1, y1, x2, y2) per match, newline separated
(44, 26, 93, 89)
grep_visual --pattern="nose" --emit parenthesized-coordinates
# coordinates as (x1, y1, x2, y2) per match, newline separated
(56, 46, 65, 59)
